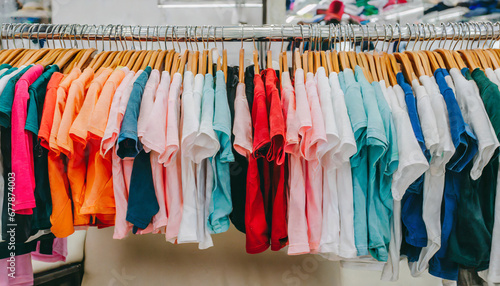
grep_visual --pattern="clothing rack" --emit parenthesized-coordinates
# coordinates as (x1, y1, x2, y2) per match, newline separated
(1, 23, 500, 50)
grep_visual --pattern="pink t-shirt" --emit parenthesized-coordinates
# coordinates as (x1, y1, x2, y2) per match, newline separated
(142, 71, 170, 233)
(100, 68, 136, 239)
(304, 72, 327, 253)
(137, 69, 161, 140)
(286, 69, 312, 255)
(160, 72, 183, 243)
(11, 64, 43, 214)
(31, 237, 68, 262)
(0, 253, 33, 286)
(233, 82, 253, 158)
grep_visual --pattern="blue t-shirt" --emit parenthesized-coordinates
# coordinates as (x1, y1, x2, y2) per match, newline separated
(396, 73, 429, 260)
(429, 68, 478, 281)
(118, 67, 159, 233)
(341, 69, 369, 256)
(117, 66, 152, 159)
(208, 70, 235, 234)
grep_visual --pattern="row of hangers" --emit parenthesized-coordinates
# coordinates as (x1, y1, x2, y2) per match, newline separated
(1, 23, 500, 87)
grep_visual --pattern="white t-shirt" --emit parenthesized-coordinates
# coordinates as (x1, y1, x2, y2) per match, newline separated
(381, 84, 429, 281)
(409, 75, 456, 276)
(449, 68, 499, 180)
(315, 68, 342, 258)
(319, 72, 357, 259)
(192, 73, 220, 249)
(178, 71, 201, 244)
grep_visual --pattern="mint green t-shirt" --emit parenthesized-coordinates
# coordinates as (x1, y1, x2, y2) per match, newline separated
(371, 80, 399, 261)
(354, 66, 389, 261)
(340, 69, 369, 256)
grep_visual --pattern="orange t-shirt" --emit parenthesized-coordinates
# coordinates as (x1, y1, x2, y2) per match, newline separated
(38, 72, 64, 150)
(49, 68, 82, 154)
(57, 67, 95, 226)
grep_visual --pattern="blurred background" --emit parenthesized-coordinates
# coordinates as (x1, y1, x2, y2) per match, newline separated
(1, 0, 498, 27)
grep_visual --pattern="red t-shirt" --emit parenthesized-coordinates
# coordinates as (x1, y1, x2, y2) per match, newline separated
(245, 72, 271, 254)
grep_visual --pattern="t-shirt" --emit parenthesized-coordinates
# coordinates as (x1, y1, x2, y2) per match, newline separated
(192, 73, 219, 249)
(102, 69, 136, 239)
(447, 68, 500, 271)
(319, 71, 358, 259)
(429, 68, 478, 281)
(381, 84, 429, 281)
(372, 80, 399, 261)
(245, 71, 271, 254)
(11, 65, 44, 214)
(141, 71, 170, 234)
(355, 66, 389, 261)
(409, 75, 455, 277)
(229, 68, 252, 234)
(340, 69, 368, 256)
(46, 67, 81, 238)
(0, 65, 32, 128)
(57, 67, 95, 227)
(208, 70, 235, 234)
(482, 68, 500, 283)
(178, 71, 200, 243)
(83, 67, 127, 227)
(260, 68, 287, 251)
(451, 68, 498, 180)
(304, 71, 327, 253)
(396, 73, 429, 262)
(315, 67, 341, 258)
(25, 65, 60, 232)
(285, 69, 311, 255)
(161, 72, 183, 243)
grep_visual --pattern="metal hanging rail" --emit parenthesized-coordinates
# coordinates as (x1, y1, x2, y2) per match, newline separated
(1, 23, 500, 50)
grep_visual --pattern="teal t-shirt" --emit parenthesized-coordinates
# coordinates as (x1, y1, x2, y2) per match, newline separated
(371, 80, 399, 261)
(354, 66, 388, 261)
(25, 65, 60, 135)
(208, 70, 235, 234)
(340, 69, 369, 256)
(0, 65, 33, 128)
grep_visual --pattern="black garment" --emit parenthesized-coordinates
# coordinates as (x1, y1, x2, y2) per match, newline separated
(227, 66, 248, 234)
(127, 150, 159, 233)
(0, 233, 55, 259)
(245, 65, 255, 109)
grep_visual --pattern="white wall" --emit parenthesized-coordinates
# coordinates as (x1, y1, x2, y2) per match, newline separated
(51, 0, 263, 25)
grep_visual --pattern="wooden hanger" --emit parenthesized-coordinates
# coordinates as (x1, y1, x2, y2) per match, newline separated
(155, 49, 168, 71)
(404, 51, 425, 78)
(303, 51, 308, 74)
(385, 54, 398, 86)
(119, 50, 134, 67)
(321, 51, 329, 76)
(338, 51, 349, 70)
(379, 53, 389, 87)
(308, 50, 314, 74)
(325, 51, 333, 75)
(365, 53, 378, 82)
(164, 50, 175, 74)
(178, 49, 188, 76)
(223, 49, 227, 82)
(170, 52, 180, 75)
(347, 51, 357, 68)
(239, 47, 245, 83)
(140, 50, 155, 70)
(294, 48, 301, 72)
(485, 49, 500, 70)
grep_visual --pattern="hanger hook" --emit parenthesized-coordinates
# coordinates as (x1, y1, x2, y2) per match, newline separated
(299, 25, 304, 53)
(373, 24, 379, 51)
(27, 24, 37, 49)
(395, 24, 402, 52)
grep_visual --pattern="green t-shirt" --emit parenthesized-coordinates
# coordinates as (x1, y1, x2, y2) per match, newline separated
(0, 65, 33, 128)
(25, 65, 60, 135)
(447, 68, 500, 270)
